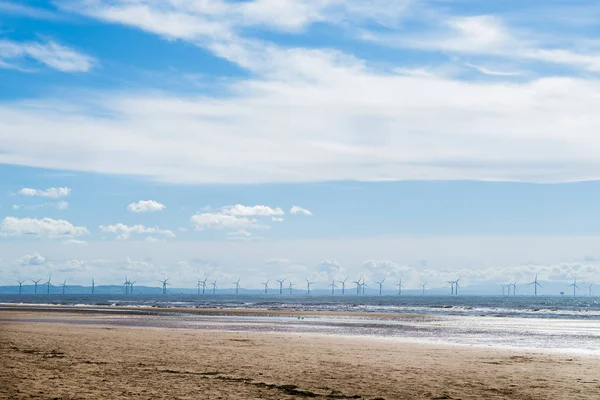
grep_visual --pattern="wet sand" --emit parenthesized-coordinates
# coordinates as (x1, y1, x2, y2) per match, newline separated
(2, 309, 600, 400)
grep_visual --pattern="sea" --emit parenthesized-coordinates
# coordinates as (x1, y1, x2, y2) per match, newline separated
(2, 293, 600, 319)
(2, 294, 600, 354)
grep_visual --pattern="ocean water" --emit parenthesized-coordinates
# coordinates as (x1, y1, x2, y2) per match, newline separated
(2, 294, 600, 320)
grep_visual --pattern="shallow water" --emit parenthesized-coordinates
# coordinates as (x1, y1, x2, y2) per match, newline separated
(3, 310, 599, 354)
(2, 293, 600, 319)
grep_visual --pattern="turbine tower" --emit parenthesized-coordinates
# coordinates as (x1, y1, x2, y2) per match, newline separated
(129, 280, 136, 295)
(31, 278, 41, 295)
(305, 278, 315, 295)
(160, 278, 170, 295)
(352, 278, 361, 295)
(123, 277, 130, 295)
(262, 280, 270, 295)
(395, 278, 404, 295)
(61, 279, 67, 295)
(212, 280, 218, 294)
(589, 284, 593, 297)
(447, 280, 455, 295)
(329, 279, 337, 295)
(91, 278, 95, 295)
(17, 280, 24, 295)
(375, 278, 385, 295)
(45, 274, 52, 295)
(512, 281, 518, 296)
(568, 278, 580, 297)
(201, 278, 208, 294)
(338, 278, 348, 295)
(454, 278, 461, 295)
(361, 279, 368, 295)
(233, 278, 241, 294)
(276, 278, 286, 295)
(528, 275, 542, 296)
(421, 282, 427, 295)
(288, 280, 295, 294)
(196, 278, 203, 295)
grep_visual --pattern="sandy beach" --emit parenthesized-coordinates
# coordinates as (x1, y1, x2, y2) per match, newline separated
(1, 309, 599, 400)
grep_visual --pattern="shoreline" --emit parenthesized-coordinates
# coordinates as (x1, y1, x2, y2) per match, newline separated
(0, 303, 432, 320)
(3, 307, 600, 357)
(2, 309, 599, 399)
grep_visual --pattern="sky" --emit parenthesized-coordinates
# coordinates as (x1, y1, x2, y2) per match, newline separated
(2, 0, 600, 292)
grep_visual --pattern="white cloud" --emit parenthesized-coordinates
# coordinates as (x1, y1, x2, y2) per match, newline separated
(12, 201, 69, 211)
(0, 40, 93, 72)
(0, 217, 89, 239)
(4, 2, 600, 185)
(272, 217, 284, 222)
(99, 223, 176, 240)
(290, 206, 312, 216)
(191, 213, 257, 231)
(8, 69, 600, 183)
(221, 204, 284, 216)
(18, 253, 47, 266)
(17, 187, 71, 198)
(465, 62, 522, 77)
(63, 239, 88, 246)
(127, 200, 166, 213)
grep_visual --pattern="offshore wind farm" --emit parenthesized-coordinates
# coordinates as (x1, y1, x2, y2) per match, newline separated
(2, 273, 599, 321)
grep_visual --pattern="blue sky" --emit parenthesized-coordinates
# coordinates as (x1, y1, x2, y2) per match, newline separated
(2, 0, 600, 290)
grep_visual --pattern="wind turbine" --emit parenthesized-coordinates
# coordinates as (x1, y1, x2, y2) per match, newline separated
(361, 279, 368, 295)
(129, 280, 136, 295)
(375, 278, 385, 295)
(305, 278, 315, 295)
(395, 278, 404, 295)
(196, 278, 202, 295)
(233, 278, 241, 294)
(288, 280, 295, 294)
(454, 278, 461, 295)
(17, 280, 24, 295)
(568, 278, 580, 297)
(528, 275, 542, 296)
(589, 284, 593, 297)
(159, 278, 170, 295)
(31, 278, 41, 295)
(512, 281, 518, 296)
(352, 278, 361, 295)
(123, 277, 130, 295)
(91, 278, 95, 295)
(501, 284, 507, 295)
(262, 280, 270, 295)
(45, 274, 52, 295)
(201, 278, 208, 294)
(447, 280, 455, 295)
(338, 278, 348, 295)
(329, 279, 337, 295)
(61, 279, 68, 295)
(276, 278, 286, 295)
(420, 282, 427, 295)
(212, 280, 218, 294)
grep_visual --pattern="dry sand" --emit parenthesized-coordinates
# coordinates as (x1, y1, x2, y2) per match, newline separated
(1, 309, 599, 400)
